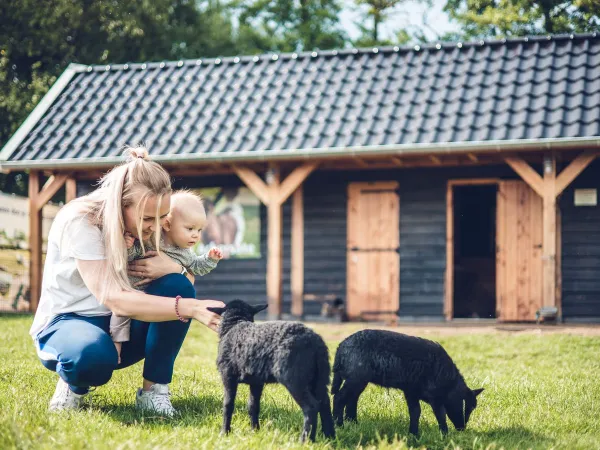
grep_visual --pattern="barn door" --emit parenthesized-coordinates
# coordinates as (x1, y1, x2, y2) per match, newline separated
(496, 180, 543, 321)
(346, 182, 400, 321)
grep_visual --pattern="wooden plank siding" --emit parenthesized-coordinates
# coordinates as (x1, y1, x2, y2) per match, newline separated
(559, 159, 600, 321)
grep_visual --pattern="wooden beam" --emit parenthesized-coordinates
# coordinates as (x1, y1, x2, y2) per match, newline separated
(66, 178, 77, 203)
(555, 152, 597, 196)
(505, 157, 545, 197)
(430, 155, 442, 165)
(468, 153, 478, 163)
(291, 186, 304, 318)
(35, 174, 68, 211)
(28, 171, 42, 312)
(232, 166, 271, 205)
(542, 155, 557, 310)
(556, 204, 562, 320)
(444, 183, 454, 320)
(266, 168, 282, 319)
(276, 162, 318, 205)
(390, 157, 403, 166)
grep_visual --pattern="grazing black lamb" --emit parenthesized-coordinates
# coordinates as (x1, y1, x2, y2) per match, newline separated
(332, 330, 483, 436)
(207, 299, 335, 443)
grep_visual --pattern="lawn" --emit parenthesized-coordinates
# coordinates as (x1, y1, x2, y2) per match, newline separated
(1, 316, 599, 450)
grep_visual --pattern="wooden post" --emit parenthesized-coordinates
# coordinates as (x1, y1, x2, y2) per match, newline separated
(542, 155, 557, 310)
(66, 177, 77, 202)
(233, 163, 318, 319)
(291, 186, 304, 318)
(444, 183, 454, 320)
(28, 171, 70, 312)
(28, 171, 42, 312)
(266, 167, 282, 320)
(505, 152, 597, 318)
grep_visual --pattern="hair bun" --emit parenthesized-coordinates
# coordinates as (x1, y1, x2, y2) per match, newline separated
(124, 145, 150, 162)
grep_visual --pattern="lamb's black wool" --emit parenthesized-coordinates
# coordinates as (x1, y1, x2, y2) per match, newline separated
(332, 330, 483, 436)
(207, 300, 335, 443)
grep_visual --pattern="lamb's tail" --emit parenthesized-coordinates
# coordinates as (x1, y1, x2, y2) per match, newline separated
(330, 349, 343, 395)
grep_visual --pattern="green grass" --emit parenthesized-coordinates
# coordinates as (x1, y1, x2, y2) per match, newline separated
(1, 316, 599, 450)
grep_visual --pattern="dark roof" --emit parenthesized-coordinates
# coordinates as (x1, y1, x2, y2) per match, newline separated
(2, 33, 600, 169)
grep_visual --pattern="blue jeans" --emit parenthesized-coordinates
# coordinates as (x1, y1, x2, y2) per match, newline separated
(35, 274, 195, 395)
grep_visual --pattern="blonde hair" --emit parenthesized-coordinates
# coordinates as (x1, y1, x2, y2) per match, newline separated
(63, 145, 172, 299)
(170, 189, 204, 214)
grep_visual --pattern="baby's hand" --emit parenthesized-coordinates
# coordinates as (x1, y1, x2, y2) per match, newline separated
(208, 247, 223, 261)
(114, 342, 122, 364)
(124, 232, 135, 249)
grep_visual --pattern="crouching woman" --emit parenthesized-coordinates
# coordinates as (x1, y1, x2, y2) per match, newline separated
(29, 147, 223, 416)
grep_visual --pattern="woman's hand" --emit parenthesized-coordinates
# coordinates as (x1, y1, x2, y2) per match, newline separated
(192, 300, 224, 332)
(128, 251, 181, 286)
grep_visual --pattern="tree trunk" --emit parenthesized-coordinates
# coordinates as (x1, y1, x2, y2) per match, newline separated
(373, 12, 380, 42)
(542, 5, 554, 33)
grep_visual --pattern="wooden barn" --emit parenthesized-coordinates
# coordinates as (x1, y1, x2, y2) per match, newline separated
(1, 33, 599, 323)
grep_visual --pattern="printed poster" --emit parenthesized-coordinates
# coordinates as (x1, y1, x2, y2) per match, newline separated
(191, 187, 261, 259)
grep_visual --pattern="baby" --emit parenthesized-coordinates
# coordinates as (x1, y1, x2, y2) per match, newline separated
(110, 190, 223, 362)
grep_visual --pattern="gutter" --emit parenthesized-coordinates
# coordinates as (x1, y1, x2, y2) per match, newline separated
(1, 136, 600, 172)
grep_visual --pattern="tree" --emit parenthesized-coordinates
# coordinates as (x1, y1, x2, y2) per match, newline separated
(0, 0, 240, 152)
(354, 0, 406, 45)
(444, 0, 600, 39)
(235, 0, 347, 52)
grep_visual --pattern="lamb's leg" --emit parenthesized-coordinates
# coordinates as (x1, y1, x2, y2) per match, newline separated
(431, 403, 448, 435)
(286, 386, 319, 443)
(404, 393, 421, 436)
(344, 382, 367, 423)
(247, 383, 264, 430)
(221, 376, 239, 435)
(332, 382, 350, 426)
(316, 387, 336, 439)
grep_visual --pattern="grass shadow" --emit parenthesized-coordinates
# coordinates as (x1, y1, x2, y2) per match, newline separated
(333, 415, 554, 450)
(89, 389, 554, 450)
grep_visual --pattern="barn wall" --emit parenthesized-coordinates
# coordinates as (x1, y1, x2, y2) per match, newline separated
(559, 159, 600, 322)
(76, 158, 600, 322)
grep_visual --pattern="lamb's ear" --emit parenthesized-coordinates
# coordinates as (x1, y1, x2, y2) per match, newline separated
(472, 388, 484, 397)
(252, 304, 268, 315)
(207, 306, 226, 316)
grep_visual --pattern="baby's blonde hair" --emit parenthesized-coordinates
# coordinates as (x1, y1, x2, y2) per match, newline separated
(169, 189, 204, 215)
(63, 145, 172, 299)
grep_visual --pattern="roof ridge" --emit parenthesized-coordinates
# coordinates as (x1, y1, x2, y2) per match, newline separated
(75, 32, 599, 73)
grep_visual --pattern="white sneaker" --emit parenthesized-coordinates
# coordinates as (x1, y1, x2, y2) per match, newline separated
(49, 378, 87, 412)
(136, 384, 177, 417)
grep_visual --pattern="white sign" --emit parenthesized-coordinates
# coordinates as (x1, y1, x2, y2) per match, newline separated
(574, 189, 597, 207)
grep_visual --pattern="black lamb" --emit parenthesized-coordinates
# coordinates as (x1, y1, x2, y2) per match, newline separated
(207, 299, 335, 443)
(331, 330, 483, 436)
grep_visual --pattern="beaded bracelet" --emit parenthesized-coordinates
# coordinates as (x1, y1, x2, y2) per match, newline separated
(175, 295, 189, 323)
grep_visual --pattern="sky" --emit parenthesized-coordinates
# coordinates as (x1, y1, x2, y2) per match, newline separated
(339, 0, 460, 43)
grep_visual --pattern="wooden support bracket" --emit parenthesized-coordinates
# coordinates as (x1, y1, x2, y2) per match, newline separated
(233, 163, 318, 319)
(505, 152, 597, 317)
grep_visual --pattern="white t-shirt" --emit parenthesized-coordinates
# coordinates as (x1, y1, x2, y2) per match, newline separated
(29, 206, 111, 338)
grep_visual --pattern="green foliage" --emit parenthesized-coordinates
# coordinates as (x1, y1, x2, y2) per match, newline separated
(444, 0, 600, 39)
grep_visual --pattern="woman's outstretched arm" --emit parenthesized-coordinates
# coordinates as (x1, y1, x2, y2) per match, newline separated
(77, 259, 222, 331)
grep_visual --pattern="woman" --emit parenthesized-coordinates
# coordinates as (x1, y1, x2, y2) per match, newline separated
(30, 146, 223, 416)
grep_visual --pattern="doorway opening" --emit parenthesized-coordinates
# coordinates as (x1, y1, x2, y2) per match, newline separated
(452, 184, 497, 319)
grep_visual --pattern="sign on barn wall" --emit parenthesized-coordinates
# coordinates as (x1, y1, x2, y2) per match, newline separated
(574, 189, 597, 206)
(0, 193, 61, 312)
(191, 187, 261, 259)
